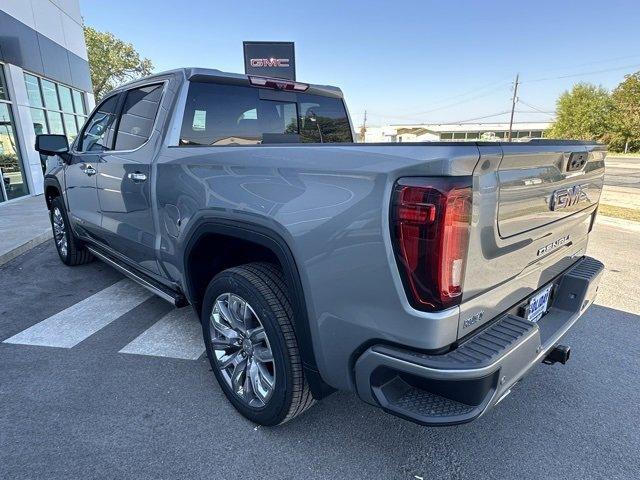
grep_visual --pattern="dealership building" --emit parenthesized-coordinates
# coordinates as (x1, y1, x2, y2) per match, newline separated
(362, 122, 551, 143)
(0, 0, 93, 204)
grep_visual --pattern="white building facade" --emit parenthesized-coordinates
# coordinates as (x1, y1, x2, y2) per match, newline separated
(0, 0, 94, 204)
(362, 122, 551, 143)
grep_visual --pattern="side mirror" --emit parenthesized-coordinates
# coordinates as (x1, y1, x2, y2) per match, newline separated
(35, 134, 69, 156)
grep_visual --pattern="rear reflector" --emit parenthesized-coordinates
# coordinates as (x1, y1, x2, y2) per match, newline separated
(249, 76, 309, 91)
(391, 177, 472, 311)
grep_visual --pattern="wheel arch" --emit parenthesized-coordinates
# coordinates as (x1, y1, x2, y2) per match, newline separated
(43, 175, 63, 210)
(182, 218, 334, 399)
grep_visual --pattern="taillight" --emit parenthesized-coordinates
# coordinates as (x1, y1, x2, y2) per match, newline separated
(391, 177, 472, 311)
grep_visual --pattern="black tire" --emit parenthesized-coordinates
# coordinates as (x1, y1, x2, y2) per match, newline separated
(201, 262, 315, 425)
(49, 196, 93, 266)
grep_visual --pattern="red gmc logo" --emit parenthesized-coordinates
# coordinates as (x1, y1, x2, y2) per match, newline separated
(250, 58, 290, 68)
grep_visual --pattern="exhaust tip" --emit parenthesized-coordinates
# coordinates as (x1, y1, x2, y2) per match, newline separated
(543, 345, 571, 365)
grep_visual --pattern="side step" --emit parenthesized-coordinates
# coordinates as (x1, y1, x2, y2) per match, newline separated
(87, 246, 188, 308)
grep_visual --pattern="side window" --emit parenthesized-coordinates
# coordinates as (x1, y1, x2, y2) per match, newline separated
(78, 95, 119, 152)
(114, 84, 163, 150)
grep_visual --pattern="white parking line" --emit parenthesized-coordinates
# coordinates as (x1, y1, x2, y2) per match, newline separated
(119, 307, 205, 360)
(3, 279, 152, 348)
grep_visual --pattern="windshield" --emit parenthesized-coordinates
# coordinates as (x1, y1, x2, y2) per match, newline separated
(179, 82, 352, 146)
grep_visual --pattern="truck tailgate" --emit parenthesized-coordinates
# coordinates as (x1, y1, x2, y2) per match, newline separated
(497, 145, 604, 237)
(458, 142, 606, 338)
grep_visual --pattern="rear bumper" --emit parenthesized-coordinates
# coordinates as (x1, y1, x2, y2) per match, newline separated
(354, 256, 604, 426)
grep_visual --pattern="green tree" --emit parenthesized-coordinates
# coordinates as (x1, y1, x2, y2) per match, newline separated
(545, 83, 613, 141)
(609, 72, 640, 152)
(84, 26, 153, 99)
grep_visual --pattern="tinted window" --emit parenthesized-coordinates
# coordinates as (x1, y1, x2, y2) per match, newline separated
(79, 95, 119, 152)
(180, 82, 352, 146)
(297, 94, 352, 143)
(114, 84, 163, 150)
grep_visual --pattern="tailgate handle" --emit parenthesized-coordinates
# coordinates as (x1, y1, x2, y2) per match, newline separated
(127, 172, 147, 183)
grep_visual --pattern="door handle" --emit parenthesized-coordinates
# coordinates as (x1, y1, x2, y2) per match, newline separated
(81, 164, 96, 176)
(127, 172, 147, 183)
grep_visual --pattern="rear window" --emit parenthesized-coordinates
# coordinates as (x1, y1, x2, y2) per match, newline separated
(179, 82, 352, 146)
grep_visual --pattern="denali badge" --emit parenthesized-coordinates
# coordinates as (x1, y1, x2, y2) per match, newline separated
(463, 311, 484, 329)
(550, 185, 588, 211)
(537, 235, 570, 256)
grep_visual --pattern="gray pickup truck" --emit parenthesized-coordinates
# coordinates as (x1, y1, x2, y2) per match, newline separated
(35, 68, 605, 426)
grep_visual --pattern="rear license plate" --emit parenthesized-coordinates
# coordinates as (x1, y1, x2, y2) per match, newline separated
(526, 284, 553, 323)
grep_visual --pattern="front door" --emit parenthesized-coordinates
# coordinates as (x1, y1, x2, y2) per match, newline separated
(65, 93, 121, 240)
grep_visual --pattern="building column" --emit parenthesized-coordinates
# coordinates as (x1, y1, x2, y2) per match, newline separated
(4, 63, 44, 196)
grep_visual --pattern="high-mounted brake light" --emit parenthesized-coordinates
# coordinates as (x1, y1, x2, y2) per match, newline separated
(391, 177, 472, 311)
(248, 76, 309, 91)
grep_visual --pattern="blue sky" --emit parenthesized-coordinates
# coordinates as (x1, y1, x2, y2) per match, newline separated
(80, 0, 640, 127)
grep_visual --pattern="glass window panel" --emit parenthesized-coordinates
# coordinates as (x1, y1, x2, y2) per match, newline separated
(79, 95, 119, 151)
(115, 84, 163, 150)
(24, 74, 43, 108)
(179, 82, 352, 146)
(440, 132, 453, 140)
(58, 85, 74, 113)
(41, 80, 60, 110)
(0, 67, 8, 101)
(72, 90, 85, 114)
(0, 103, 29, 200)
(63, 114, 78, 141)
(30, 108, 48, 135)
(453, 132, 466, 139)
(75, 115, 87, 132)
(47, 111, 64, 135)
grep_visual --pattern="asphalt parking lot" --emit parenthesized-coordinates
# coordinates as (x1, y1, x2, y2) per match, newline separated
(1, 221, 639, 480)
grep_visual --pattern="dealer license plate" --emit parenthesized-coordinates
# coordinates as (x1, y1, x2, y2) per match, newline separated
(526, 285, 553, 323)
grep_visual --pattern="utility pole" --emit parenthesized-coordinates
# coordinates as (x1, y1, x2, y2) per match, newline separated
(507, 74, 519, 142)
(359, 110, 367, 142)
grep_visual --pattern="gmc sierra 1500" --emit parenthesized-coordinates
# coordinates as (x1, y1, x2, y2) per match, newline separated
(36, 68, 605, 426)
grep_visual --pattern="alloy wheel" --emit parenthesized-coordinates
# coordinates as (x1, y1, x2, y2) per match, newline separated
(210, 293, 276, 407)
(52, 207, 68, 258)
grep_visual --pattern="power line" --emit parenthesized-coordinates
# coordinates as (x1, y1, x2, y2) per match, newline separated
(518, 99, 556, 117)
(446, 111, 512, 124)
(523, 63, 640, 83)
(531, 54, 640, 76)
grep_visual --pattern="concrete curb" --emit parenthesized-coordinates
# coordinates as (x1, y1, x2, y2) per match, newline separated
(596, 215, 640, 233)
(0, 230, 52, 267)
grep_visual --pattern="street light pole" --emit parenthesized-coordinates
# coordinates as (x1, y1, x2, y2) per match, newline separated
(507, 73, 519, 142)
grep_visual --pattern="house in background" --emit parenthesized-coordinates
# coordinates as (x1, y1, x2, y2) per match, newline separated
(362, 122, 551, 143)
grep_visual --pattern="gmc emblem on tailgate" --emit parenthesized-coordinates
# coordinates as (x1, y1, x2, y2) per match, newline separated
(550, 185, 589, 211)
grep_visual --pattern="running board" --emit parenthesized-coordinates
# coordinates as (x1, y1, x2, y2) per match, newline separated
(87, 246, 188, 308)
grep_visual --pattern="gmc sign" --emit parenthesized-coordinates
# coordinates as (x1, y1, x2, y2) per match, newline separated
(244, 41, 296, 80)
(250, 58, 290, 68)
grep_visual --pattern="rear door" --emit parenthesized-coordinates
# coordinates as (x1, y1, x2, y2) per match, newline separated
(458, 142, 605, 337)
(96, 82, 164, 275)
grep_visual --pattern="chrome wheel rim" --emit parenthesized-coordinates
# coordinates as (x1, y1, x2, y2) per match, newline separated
(52, 207, 67, 258)
(210, 293, 276, 407)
